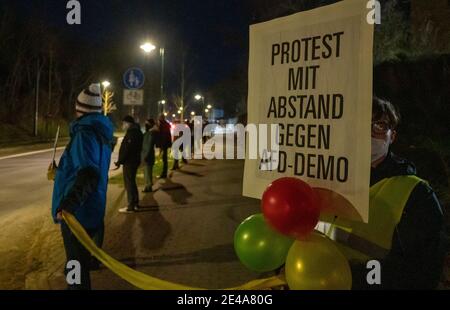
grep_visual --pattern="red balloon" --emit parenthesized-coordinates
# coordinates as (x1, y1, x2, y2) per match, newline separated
(262, 177, 320, 238)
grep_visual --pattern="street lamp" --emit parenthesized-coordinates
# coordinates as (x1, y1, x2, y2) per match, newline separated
(205, 109, 209, 113)
(195, 94, 206, 117)
(140, 42, 156, 53)
(207, 104, 212, 109)
(190, 111, 195, 116)
(102, 80, 111, 89)
(140, 41, 165, 116)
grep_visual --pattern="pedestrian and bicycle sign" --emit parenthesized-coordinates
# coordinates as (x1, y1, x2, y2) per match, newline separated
(123, 67, 145, 89)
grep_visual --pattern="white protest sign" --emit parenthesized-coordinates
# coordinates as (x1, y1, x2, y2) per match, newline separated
(243, 0, 373, 222)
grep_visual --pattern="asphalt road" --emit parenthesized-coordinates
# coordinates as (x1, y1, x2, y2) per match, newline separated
(0, 145, 119, 217)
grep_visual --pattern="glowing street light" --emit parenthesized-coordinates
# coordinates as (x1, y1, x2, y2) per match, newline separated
(190, 111, 195, 116)
(207, 104, 212, 109)
(195, 94, 203, 101)
(164, 112, 168, 116)
(160, 100, 166, 105)
(205, 109, 209, 113)
(172, 114, 176, 118)
(140, 42, 156, 54)
(102, 80, 111, 89)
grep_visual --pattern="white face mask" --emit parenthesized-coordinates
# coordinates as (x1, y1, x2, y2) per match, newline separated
(371, 137, 390, 163)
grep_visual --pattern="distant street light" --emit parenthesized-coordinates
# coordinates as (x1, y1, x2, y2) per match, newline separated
(207, 104, 212, 109)
(195, 94, 206, 117)
(161, 100, 166, 105)
(190, 111, 195, 116)
(102, 81, 111, 89)
(205, 109, 209, 113)
(140, 42, 156, 53)
(164, 112, 168, 116)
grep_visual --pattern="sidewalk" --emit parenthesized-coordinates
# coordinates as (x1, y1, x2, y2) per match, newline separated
(48, 158, 267, 290)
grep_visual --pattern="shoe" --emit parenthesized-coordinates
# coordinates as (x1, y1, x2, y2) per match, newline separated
(119, 206, 136, 213)
(142, 186, 154, 193)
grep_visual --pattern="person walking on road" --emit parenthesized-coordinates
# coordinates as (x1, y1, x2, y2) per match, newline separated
(115, 115, 143, 213)
(142, 118, 157, 192)
(156, 114, 172, 179)
(49, 83, 114, 290)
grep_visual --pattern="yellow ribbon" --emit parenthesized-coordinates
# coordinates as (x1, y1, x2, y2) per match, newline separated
(62, 211, 286, 290)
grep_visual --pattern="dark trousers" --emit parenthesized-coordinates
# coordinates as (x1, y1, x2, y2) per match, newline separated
(161, 147, 169, 177)
(61, 221, 101, 290)
(123, 164, 139, 207)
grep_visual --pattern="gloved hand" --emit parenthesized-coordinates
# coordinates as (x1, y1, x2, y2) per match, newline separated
(47, 161, 58, 181)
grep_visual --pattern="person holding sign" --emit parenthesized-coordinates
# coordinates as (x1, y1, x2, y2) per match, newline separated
(330, 97, 447, 289)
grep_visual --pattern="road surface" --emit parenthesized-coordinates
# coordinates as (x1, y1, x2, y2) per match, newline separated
(0, 146, 119, 217)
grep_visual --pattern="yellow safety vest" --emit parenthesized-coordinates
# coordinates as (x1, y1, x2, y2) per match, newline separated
(329, 175, 425, 262)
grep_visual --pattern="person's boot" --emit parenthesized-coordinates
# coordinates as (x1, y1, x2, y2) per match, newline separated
(119, 205, 138, 213)
(142, 185, 154, 193)
(90, 257, 101, 271)
(171, 162, 179, 171)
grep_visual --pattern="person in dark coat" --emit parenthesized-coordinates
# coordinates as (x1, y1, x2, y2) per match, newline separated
(142, 118, 157, 192)
(115, 115, 143, 213)
(349, 97, 448, 289)
(155, 114, 172, 178)
(50, 83, 114, 290)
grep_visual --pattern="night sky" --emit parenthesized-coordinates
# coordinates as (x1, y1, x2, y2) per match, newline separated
(12, 0, 253, 92)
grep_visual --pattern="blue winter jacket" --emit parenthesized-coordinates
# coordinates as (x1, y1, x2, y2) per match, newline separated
(51, 113, 114, 230)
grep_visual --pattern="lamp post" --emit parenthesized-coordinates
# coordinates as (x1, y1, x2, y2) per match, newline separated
(195, 94, 205, 118)
(140, 42, 166, 117)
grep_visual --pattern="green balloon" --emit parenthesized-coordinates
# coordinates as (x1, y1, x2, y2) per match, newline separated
(234, 213, 294, 272)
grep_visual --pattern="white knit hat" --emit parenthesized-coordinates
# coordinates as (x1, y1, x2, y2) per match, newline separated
(76, 83, 102, 114)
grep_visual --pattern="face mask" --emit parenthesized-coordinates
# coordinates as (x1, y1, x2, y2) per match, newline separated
(371, 137, 390, 163)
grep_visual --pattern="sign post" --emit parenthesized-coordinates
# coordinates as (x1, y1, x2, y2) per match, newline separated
(123, 67, 145, 117)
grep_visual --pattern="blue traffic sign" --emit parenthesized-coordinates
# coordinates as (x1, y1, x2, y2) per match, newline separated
(123, 67, 145, 89)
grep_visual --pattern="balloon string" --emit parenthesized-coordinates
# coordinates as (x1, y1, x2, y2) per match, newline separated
(326, 216, 338, 238)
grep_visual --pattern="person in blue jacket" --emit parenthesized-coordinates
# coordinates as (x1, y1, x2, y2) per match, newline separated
(50, 83, 114, 290)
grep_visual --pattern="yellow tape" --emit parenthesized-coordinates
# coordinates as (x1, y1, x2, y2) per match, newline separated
(62, 211, 286, 290)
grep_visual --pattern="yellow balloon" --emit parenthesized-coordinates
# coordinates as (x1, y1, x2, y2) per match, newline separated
(285, 232, 352, 290)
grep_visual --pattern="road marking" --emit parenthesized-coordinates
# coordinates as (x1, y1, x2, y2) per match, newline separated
(0, 137, 123, 161)
(0, 147, 66, 161)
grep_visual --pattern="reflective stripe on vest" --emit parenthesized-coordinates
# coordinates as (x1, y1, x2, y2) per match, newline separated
(331, 175, 424, 261)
